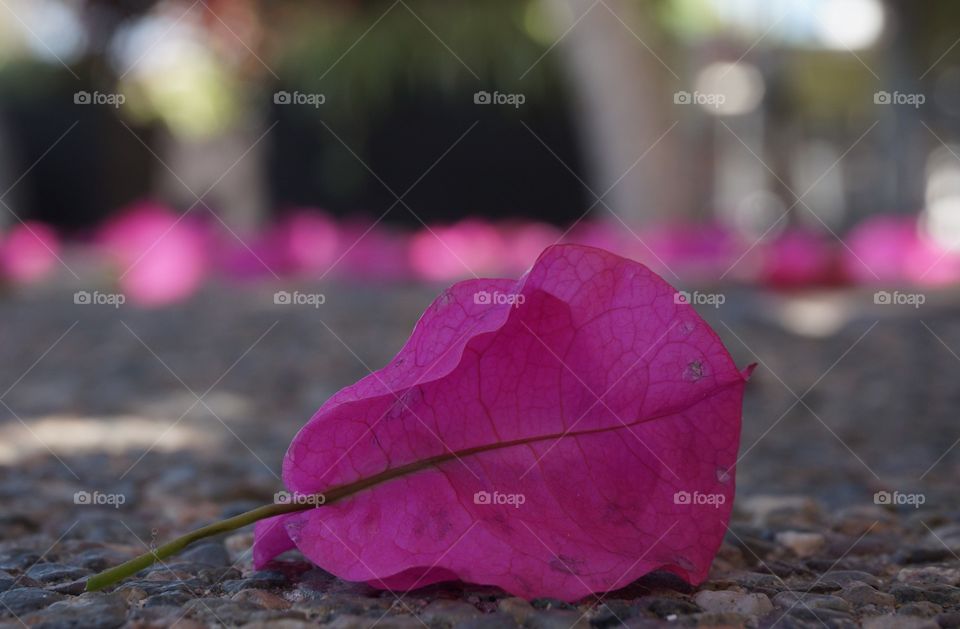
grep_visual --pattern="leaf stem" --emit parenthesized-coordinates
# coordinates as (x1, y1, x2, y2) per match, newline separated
(85, 500, 314, 592)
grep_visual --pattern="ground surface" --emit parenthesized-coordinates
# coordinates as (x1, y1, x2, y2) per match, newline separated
(2, 281, 960, 628)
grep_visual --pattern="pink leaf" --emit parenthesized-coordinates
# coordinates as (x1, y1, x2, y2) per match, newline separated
(255, 244, 752, 601)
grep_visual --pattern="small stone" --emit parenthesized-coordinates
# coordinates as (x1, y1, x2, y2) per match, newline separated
(221, 570, 289, 593)
(419, 599, 481, 625)
(457, 612, 520, 629)
(693, 611, 753, 627)
(325, 614, 423, 629)
(0, 571, 15, 593)
(863, 615, 938, 629)
(637, 596, 700, 617)
(182, 598, 264, 625)
(530, 598, 575, 611)
(738, 495, 822, 526)
(25, 562, 91, 584)
(525, 610, 590, 629)
(70, 547, 135, 572)
(49, 578, 90, 595)
(832, 505, 899, 535)
(693, 590, 773, 616)
(775, 531, 826, 558)
(587, 601, 633, 627)
(820, 570, 883, 589)
(21, 592, 127, 629)
(923, 584, 960, 605)
(0, 587, 66, 615)
(898, 601, 943, 618)
(0, 549, 41, 571)
(179, 541, 230, 567)
(897, 566, 960, 586)
(839, 582, 895, 610)
(143, 591, 194, 607)
(897, 546, 952, 564)
(772, 591, 852, 613)
(784, 606, 854, 624)
(231, 588, 291, 610)
(225, 532, 255, 562)
(498, 596, 535, 624)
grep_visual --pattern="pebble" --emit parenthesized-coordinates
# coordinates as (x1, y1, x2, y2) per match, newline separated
(0, 549, 42, 572)
(693, 590, 773, 616)
(21, 592, 127, 629)
(25, 563, 92, 584)
(179, 542, 231, 567)
(775, 531, 826, 558)
(636, 596, 700, 617)
(738, 495, 823, 527)
(0, 587, 66, 615)
(897, 566, 960, 586)
(221, 571, 289, 593)
(839, 582, 895, 610)
(0, 571, 14, 593)
(864, 616, 939, 629)
(524, 610, 590, 629)
(70, 547, 134, 572)
(231, 587, 292, 610)
(419, 599, 482, 625)
(898, 601, 943, 617)
(820, 570, 883, 589)
(457, 611, 520, 628)
(772, 591, 853, 613)
(497, 596, 535, 624)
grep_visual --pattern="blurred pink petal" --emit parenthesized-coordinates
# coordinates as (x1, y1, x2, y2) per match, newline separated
(409, 219, 507, 281)
(563, 221, 633, 258)
(337, 221, 410, 281)
(0, 221, 60, 284)
(841, 214, 960, 285)
(277, 208, 340, 276)
(500, 222, 563, 274)
(640, 223, 753, 282)
(99, 202, 210, 306)
(761, 228, 837, 288)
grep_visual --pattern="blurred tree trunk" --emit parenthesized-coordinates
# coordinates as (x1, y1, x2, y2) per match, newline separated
(544, 0, 683, 225)
(156, 113, 268, 234)
(0, 114, 15, 229)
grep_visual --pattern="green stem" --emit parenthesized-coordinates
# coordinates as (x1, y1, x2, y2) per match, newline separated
(85, 501, 315, 592)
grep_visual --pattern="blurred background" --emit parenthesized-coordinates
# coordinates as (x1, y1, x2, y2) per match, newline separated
(3, 0, 960, 567)
(3, 0, 960, 292)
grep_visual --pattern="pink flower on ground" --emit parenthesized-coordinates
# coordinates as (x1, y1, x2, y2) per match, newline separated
(254, 244, 752, 601)
(409, 219, 507, 281)
(98, 202, 209, 306)
(761, 228, 837, 288)
(0, 221, 60, 284)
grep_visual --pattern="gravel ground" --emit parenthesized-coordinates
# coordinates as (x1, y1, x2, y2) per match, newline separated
(2, 280, 960, 628)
